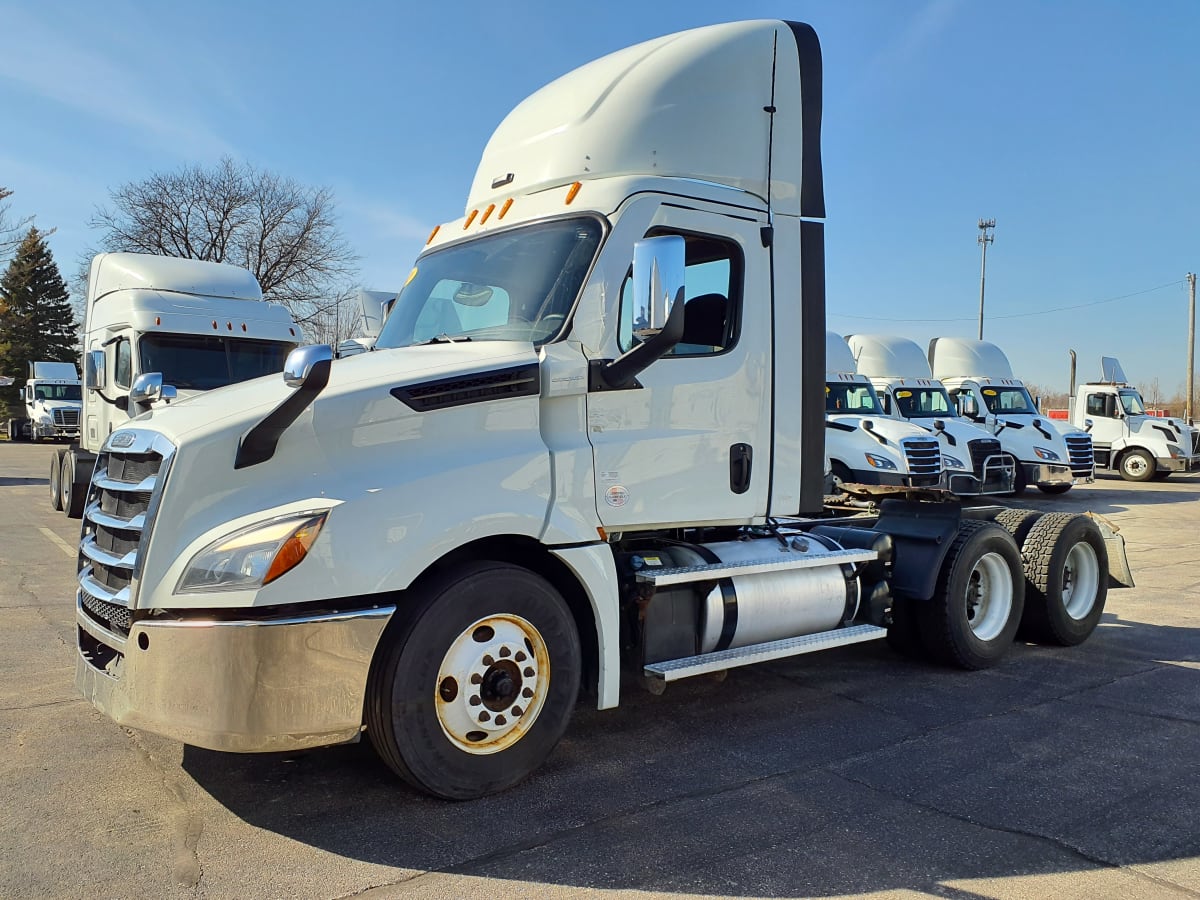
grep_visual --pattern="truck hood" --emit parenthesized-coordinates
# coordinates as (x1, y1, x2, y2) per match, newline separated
(826, 413, 933, 447)
(128, 341, 540, 447)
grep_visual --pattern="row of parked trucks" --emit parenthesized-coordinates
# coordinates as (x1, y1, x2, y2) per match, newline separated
(50, 19, 1164, 800)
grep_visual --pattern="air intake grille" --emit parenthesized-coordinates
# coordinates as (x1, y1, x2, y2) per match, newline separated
(967, 438, 1004, 475)
(900, 437, 942, 476)
(391, 363, 540, 412)
(77, 436, 174, 638)
(53, 408, 80, 427)
(1064, 434, 1094, 478)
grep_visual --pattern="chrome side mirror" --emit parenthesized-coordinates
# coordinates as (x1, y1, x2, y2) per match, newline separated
(129, 372, 177, 405)
(632, 235, 686, 336)
(84, 349, 106, 391)
(284, 345, 333, 389)
(1084, 418, 1094, 433)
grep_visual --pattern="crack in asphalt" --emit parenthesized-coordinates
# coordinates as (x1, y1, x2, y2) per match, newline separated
(0, 697, 82, 712)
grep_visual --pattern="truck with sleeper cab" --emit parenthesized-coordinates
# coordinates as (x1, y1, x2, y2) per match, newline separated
(73, 20, 1129, 799)
(49, 253, 300, 517)
(929, 337, 1094, 494)
(6, 361, 82, 443)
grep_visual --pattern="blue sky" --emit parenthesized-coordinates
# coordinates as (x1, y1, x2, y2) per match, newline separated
(3, 0, 1199, 399)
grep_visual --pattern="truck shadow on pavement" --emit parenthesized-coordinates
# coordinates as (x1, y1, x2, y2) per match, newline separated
(183, 613, 1200, 896)
(0, 476, 49, 486)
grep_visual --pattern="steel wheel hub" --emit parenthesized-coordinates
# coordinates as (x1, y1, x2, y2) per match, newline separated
(964, 551, 1013, 642)
(1062, 541, 1100, 620)
(435, 614, 550, 755)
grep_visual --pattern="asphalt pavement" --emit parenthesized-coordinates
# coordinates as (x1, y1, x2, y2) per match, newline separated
(1, 439, 1198, 899)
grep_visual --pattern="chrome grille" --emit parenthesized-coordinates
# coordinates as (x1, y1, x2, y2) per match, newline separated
(77, 432, 175, 638)
(53, 408, 80, 427)
(967, 438, 1004, 475)
(900, 436, 942, 476)
(1064, 434, 1094, 477)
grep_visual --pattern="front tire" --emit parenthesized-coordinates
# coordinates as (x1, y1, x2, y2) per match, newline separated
(49, 449, 65, 511)
(919, 520, 1024, 669)
(1118, 448, 1156, 482)
(366, 561, 581, 800)
(1019, 513, 1107, 646)
(1005, 455, 1027, 496)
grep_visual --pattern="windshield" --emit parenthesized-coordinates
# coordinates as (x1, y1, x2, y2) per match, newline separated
(376, 217, 603, 349)
(826, 381, 881, 414)
(1119, 389, 1146, 416)
(34, 384, 81, 402)
(139, 335, 295, 390)
(981, 385, 1036, 415)
(893, 387, 955, 419)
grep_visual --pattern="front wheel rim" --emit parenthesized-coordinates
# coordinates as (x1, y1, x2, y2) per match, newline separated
(964, 551, 1013, 642)
(1062, 541, 1101, 619)
(435, 614, 550, 755)
(1125, 455, 1149, 477)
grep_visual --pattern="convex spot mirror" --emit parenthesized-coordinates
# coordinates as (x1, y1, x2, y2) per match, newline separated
(129, 372, 177, 405)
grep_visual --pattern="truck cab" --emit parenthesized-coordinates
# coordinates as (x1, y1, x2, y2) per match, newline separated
(824, 332, 942, 491)
(929, 337, 1093, 495)
(8, 361, 82, 442)
(1072, 357, 1199, 481)
(845, 334, 1014, 495)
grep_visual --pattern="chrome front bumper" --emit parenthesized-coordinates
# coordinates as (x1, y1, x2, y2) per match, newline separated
(1024, 462, 1074, 487)
(76, 597, 394, 752)
(1161, 455, 1200, 473)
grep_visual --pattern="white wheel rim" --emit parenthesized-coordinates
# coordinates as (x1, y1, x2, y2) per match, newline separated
(1125, 455, 1149, 477)
(1062, 541, 1100, 620)
(964, 551, 1013, 642)
(435, 614, 550, 755)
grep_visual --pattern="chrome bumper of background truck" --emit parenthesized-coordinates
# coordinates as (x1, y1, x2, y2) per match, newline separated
(76, 597, 394, 753)
(1161, 456, 1200, 473)
(1025, 462, 1074, 487)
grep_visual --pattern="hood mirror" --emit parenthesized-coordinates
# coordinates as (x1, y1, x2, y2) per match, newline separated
(284, 345, 333, 389)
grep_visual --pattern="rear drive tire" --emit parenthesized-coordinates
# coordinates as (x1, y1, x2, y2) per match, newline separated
(61, 453, 86, 519)
(993, 508, 1043, 546)
(49, 449, 65, 511)
(1118, 448, 1155, 482)
(1019, 513, 1107, 646)
(366, 561, 581, 799)
(919, 520, 1024, 670)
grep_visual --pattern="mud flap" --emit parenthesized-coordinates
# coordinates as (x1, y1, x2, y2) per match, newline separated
(1087, 512, 1135, 589)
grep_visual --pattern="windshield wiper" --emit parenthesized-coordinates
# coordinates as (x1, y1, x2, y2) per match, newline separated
(417, 333, 472, 346)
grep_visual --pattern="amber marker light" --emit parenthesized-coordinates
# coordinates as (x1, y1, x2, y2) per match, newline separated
(263, 513, 329, 585)
(426, 225, 441, 245)
(565, 182, 582, 204)
(464, 209, 479, 229)
(155, 316, 161, 326)
(480, 203, 496, 224)
(499, 198, 513, 219)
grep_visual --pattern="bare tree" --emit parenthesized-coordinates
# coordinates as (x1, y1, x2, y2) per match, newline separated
(89, 158, 358, 334)
(0, 187, 34, 264)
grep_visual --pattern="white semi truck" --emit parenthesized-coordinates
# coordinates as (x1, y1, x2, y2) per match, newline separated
(824, 332, 943, 492)
(845, 334, 1015, 496)
(73, 21, 1129, 800)
(6, 361, 82, 442)
(1069, 356, 1200, 481)
(929, 337, 1094, 494)
(50, 253, 300, 517)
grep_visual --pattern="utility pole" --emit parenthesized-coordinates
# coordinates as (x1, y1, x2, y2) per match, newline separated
(977, 218, 995, 340)
(1187, 272, 1196, 423)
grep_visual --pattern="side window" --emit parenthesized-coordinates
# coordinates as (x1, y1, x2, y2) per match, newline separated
(878, 392, 891, 414)
(618, 231, 740, 356)
(1085, 393, 1106, 417)
(114, 339, 132, 389)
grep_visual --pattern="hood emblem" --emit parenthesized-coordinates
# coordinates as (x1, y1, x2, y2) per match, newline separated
(110, 432, 135, 449)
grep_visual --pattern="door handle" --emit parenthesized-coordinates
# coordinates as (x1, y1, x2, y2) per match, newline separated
(729, 443, 753, 494)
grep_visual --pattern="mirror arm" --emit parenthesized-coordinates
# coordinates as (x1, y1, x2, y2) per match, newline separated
(236, 354, 332, 469)
(592, 295, 685, 390)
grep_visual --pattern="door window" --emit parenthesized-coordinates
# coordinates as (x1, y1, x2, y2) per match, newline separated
(114, 339, 132, 389)
(1086, 394, 1107, 417)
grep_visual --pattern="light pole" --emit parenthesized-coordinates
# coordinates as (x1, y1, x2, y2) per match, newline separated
(977, 218, 995, 340)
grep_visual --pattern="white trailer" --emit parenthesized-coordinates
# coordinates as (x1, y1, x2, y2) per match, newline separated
(1069, 356, 1200, 481)
(49, 253, 300, 517)
(845, 334, 1015, 495)
(823, 332, 943, 492)
(6, 361, 82, 442)
(73, 21, 1129, 799)
(929, 337, 1094, 494)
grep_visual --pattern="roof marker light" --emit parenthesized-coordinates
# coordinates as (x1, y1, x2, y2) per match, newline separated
(241, 323, 247, 331)
(155, 316, 161, 326)
(212, 320, 218, 329)
(565, 182, 581, 204)
(426, 225, 440, 245)
(227, 322, 233, 330)
(499, 198, 513, 219)
(480, 203, 496, 224)
(463, 209, 478, 229)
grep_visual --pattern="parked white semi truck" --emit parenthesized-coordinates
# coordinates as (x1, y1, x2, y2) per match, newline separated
(6, 361, 82, 442)
(50, 253, 300, 517)
(929, 337, 1094, 494)
(824, 332, 943, 492)
(1069, 356, 1200, 481)
(845, 334, 1015, 496)
(73, 21, 1129, 799)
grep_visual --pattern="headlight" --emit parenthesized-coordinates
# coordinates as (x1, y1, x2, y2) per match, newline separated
(1167, 444, 1182, 458)
(942, 454, 967, 470)
(864, 453, 897, 470)
(177, 511, 328, 593)
(1033, 446, 1061, 461)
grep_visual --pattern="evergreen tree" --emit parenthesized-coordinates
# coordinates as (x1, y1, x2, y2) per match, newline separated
(0, 227, 77, 413)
